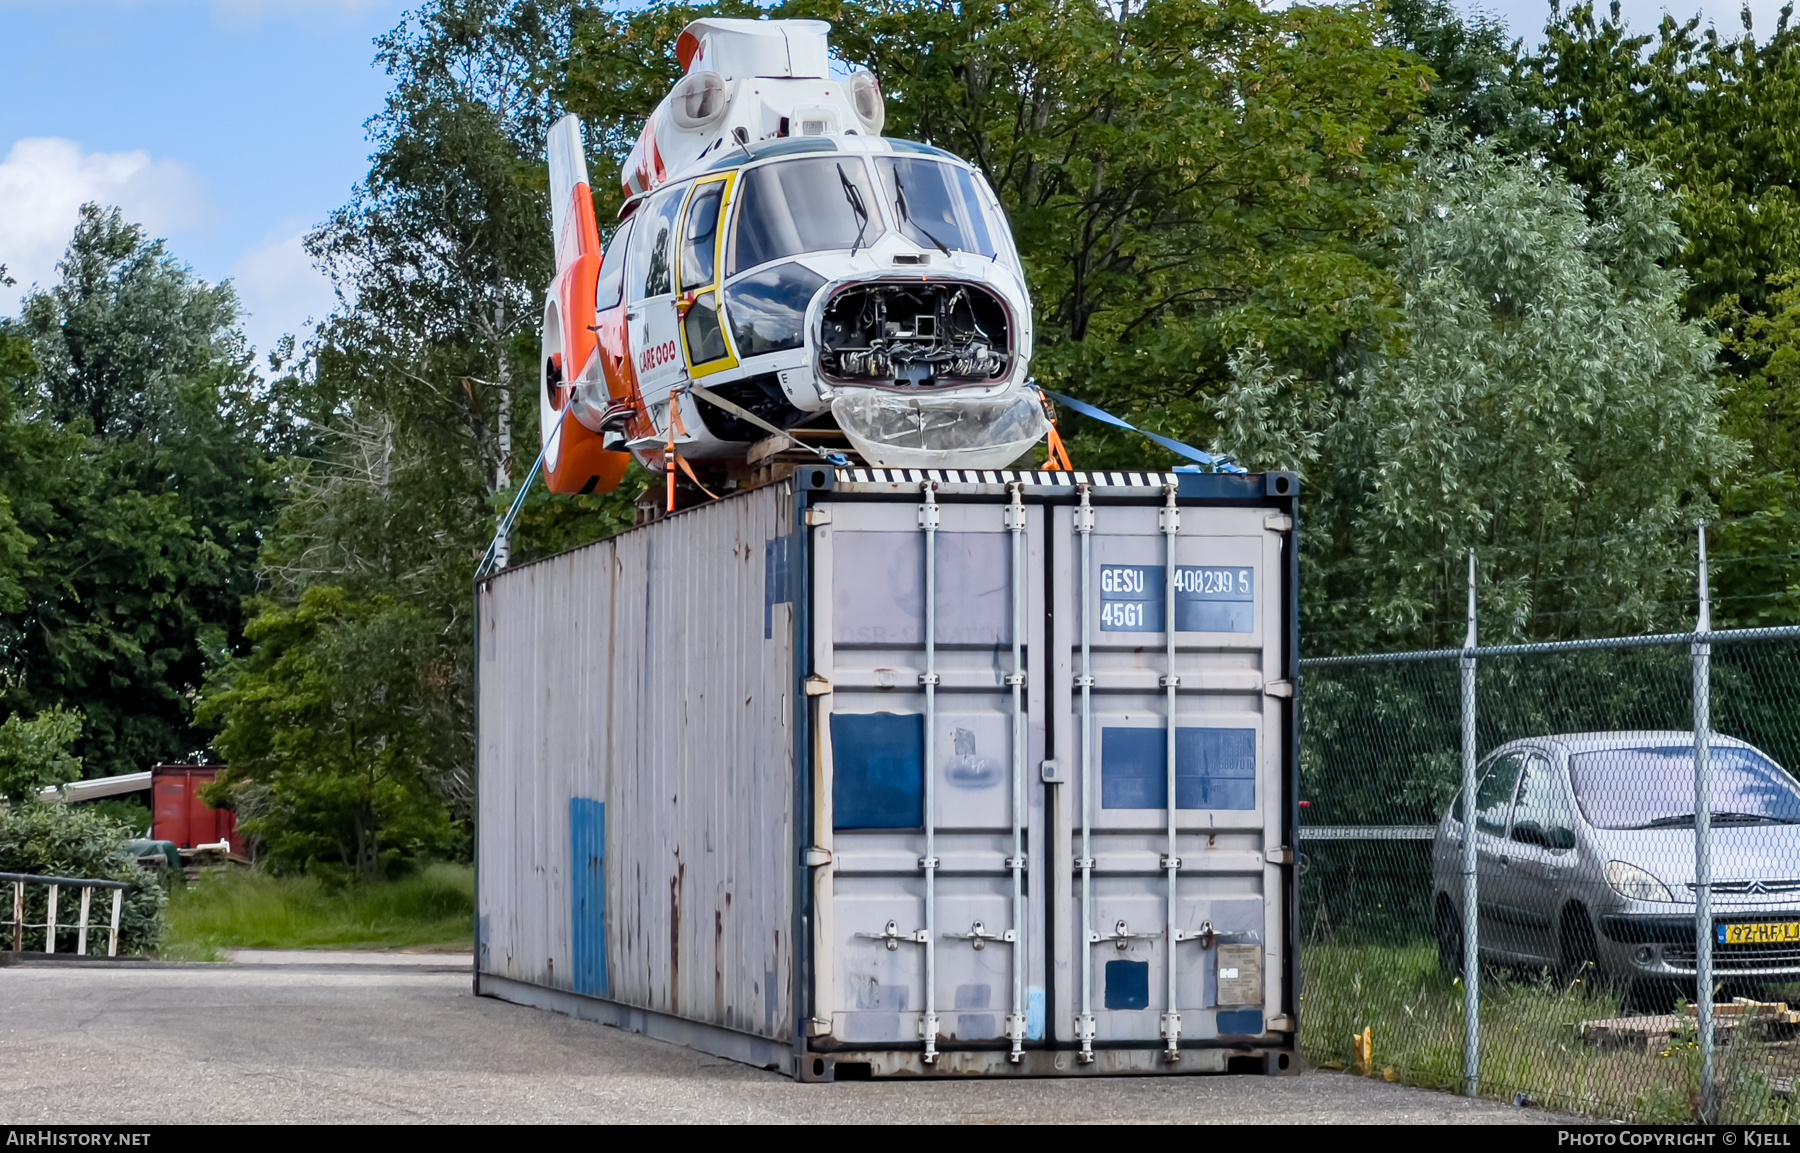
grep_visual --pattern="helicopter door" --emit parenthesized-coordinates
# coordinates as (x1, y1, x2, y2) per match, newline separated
(625, 184, 688, 431)
(678, 176, 738, 380)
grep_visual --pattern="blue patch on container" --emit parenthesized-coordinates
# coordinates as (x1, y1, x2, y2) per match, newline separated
(1099, 565, 1255, 633)
(1105, 960, 1150, 1010)
(1027, 986, 1045, 1040)
(1102, 727, 1257, 810)
(1217, 1009, 1264, 1036)
(569, 797, 608, 997)
(831, 713, 924, 829)
(764, 535, 791, 640)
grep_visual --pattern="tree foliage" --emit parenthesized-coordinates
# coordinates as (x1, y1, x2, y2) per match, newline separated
(0, 206, 279, 777)
(0, 706, 83, 805)
(1216, 135, 1736, 649)
(198, 586, 459, 881)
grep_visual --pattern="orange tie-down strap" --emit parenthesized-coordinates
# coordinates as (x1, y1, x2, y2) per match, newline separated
(664, 390, 720, 511)
(1045, 421, 1074, 471)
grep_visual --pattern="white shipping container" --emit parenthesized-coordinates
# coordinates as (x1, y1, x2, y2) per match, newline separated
(476, 466, 1300, 1079)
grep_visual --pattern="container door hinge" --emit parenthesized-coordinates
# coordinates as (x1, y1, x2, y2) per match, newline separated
(1265, 846, 1295, 866)
(804, 675, 833, 696)
(807, 1017, 833, 1038)
(1263, 679, 1293, 699)
(802, 847, 832, 867)
(1264, 513, 1294, 532)
(1268, 1015, 1297, 1033)
(805, 507, 832, 527)
(1040, 759, 1064, 784)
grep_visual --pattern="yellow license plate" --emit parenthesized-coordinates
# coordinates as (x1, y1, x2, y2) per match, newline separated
(1720, 922, 1800, 945)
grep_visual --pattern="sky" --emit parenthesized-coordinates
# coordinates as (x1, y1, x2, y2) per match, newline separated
(0, 0, 1795, 363)
(0, 0, 409, 362)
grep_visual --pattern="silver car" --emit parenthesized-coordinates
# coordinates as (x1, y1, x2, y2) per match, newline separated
(1430, 731, 1800, 998)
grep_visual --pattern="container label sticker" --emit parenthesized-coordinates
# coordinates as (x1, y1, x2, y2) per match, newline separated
(1098, 565, 1254, 632)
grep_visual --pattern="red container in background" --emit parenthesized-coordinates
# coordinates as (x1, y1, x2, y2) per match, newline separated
(151, 765, 242, 855)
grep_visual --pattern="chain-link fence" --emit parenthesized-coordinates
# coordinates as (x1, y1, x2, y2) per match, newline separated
(1299, 588, 1800, 1121)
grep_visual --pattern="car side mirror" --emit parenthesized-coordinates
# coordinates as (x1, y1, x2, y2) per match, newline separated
(1511, 821, 1549, 848)
(1547, 827, 1576, 851)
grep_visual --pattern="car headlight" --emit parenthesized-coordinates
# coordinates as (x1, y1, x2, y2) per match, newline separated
(1606, 860, 1676, 903)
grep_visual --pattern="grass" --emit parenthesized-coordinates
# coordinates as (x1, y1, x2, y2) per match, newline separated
(1301, 941, 1800, 1123)
(159, 862, 474, 961)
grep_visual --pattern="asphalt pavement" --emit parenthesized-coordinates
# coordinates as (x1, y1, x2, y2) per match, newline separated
(0, 956, 1554, 1124)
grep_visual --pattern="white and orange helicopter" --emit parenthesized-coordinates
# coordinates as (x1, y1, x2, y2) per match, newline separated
(536, 17, 1059, 502)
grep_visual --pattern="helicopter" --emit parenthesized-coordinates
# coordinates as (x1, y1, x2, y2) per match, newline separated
(537, 17, 1049, 498)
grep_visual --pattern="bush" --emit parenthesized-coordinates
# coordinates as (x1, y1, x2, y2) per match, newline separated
(0, 802, 165, 954)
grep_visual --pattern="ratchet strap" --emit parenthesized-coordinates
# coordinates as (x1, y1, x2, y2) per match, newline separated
(688, 381, 851, 467)
(1039, 388, 1243, 473)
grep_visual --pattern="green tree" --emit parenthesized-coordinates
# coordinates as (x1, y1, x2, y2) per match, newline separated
(198, 586, 458, 881)
(1216, 135, 1738, 650)
(0, 706, 83, 805)
(1524, 3, 1800, 623)
(0, 207, 279, 778)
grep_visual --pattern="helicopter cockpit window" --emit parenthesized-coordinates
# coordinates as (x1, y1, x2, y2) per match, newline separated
(729, 157, 885, 276)
(873, 157, 996, 259)
(628, 185, 684, 302)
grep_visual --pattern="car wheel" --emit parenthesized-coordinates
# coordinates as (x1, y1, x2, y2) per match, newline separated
(1560, 907, 1603, 991)
(1436, 896, 1463, 977)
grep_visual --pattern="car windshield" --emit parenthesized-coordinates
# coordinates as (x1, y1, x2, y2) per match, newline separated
(729, 157, 886, 276)
(1570, 745, 1800, 829)
(873, 156, 997, 258)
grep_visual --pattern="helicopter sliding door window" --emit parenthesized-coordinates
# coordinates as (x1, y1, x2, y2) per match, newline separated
(596, 220, 631, 311)
(678, 177, 736, 375)
(625, 186, 688, 410)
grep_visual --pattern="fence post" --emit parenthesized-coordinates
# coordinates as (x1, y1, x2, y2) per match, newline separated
(1694, 523, 1717, 1124)
(1460, 547, 1481, 1099)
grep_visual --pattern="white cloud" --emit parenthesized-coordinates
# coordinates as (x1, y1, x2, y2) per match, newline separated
(229, 225, 336, 360)
(0, 136, 204, 296)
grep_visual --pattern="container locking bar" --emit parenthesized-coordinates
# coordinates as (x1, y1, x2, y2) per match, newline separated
(1161, 483, 1182, 1063)
(1005, 481, 1029, 1062)
(856, 920, 929, 951)
(942, 921, 1015, 950)
(1075, 483, 1097, 1063)
(919, 480, 942, 1062)
(1090, 918, 1160, 950)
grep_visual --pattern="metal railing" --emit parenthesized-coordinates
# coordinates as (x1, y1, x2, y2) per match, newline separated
(4, 872, 133, 958)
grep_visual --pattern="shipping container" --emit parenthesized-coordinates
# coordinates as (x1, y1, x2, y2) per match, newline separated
(475, 466, 1299, 1080)
(151, 765, 243, 855)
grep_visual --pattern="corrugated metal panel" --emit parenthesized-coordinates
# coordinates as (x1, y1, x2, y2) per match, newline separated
(478, 482, 795, 1042)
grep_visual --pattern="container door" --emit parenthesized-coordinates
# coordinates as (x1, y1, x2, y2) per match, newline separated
(1052, 495, 1288, 1058)
(153, 776, 190, 848)
(810, 491, 1048, 1057)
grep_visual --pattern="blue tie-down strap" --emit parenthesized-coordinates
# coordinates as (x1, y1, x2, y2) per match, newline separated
(1039, 388, 1245, 474)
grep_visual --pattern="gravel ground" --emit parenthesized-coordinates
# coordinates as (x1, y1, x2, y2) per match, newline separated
(0, 958, 1556, 1124)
